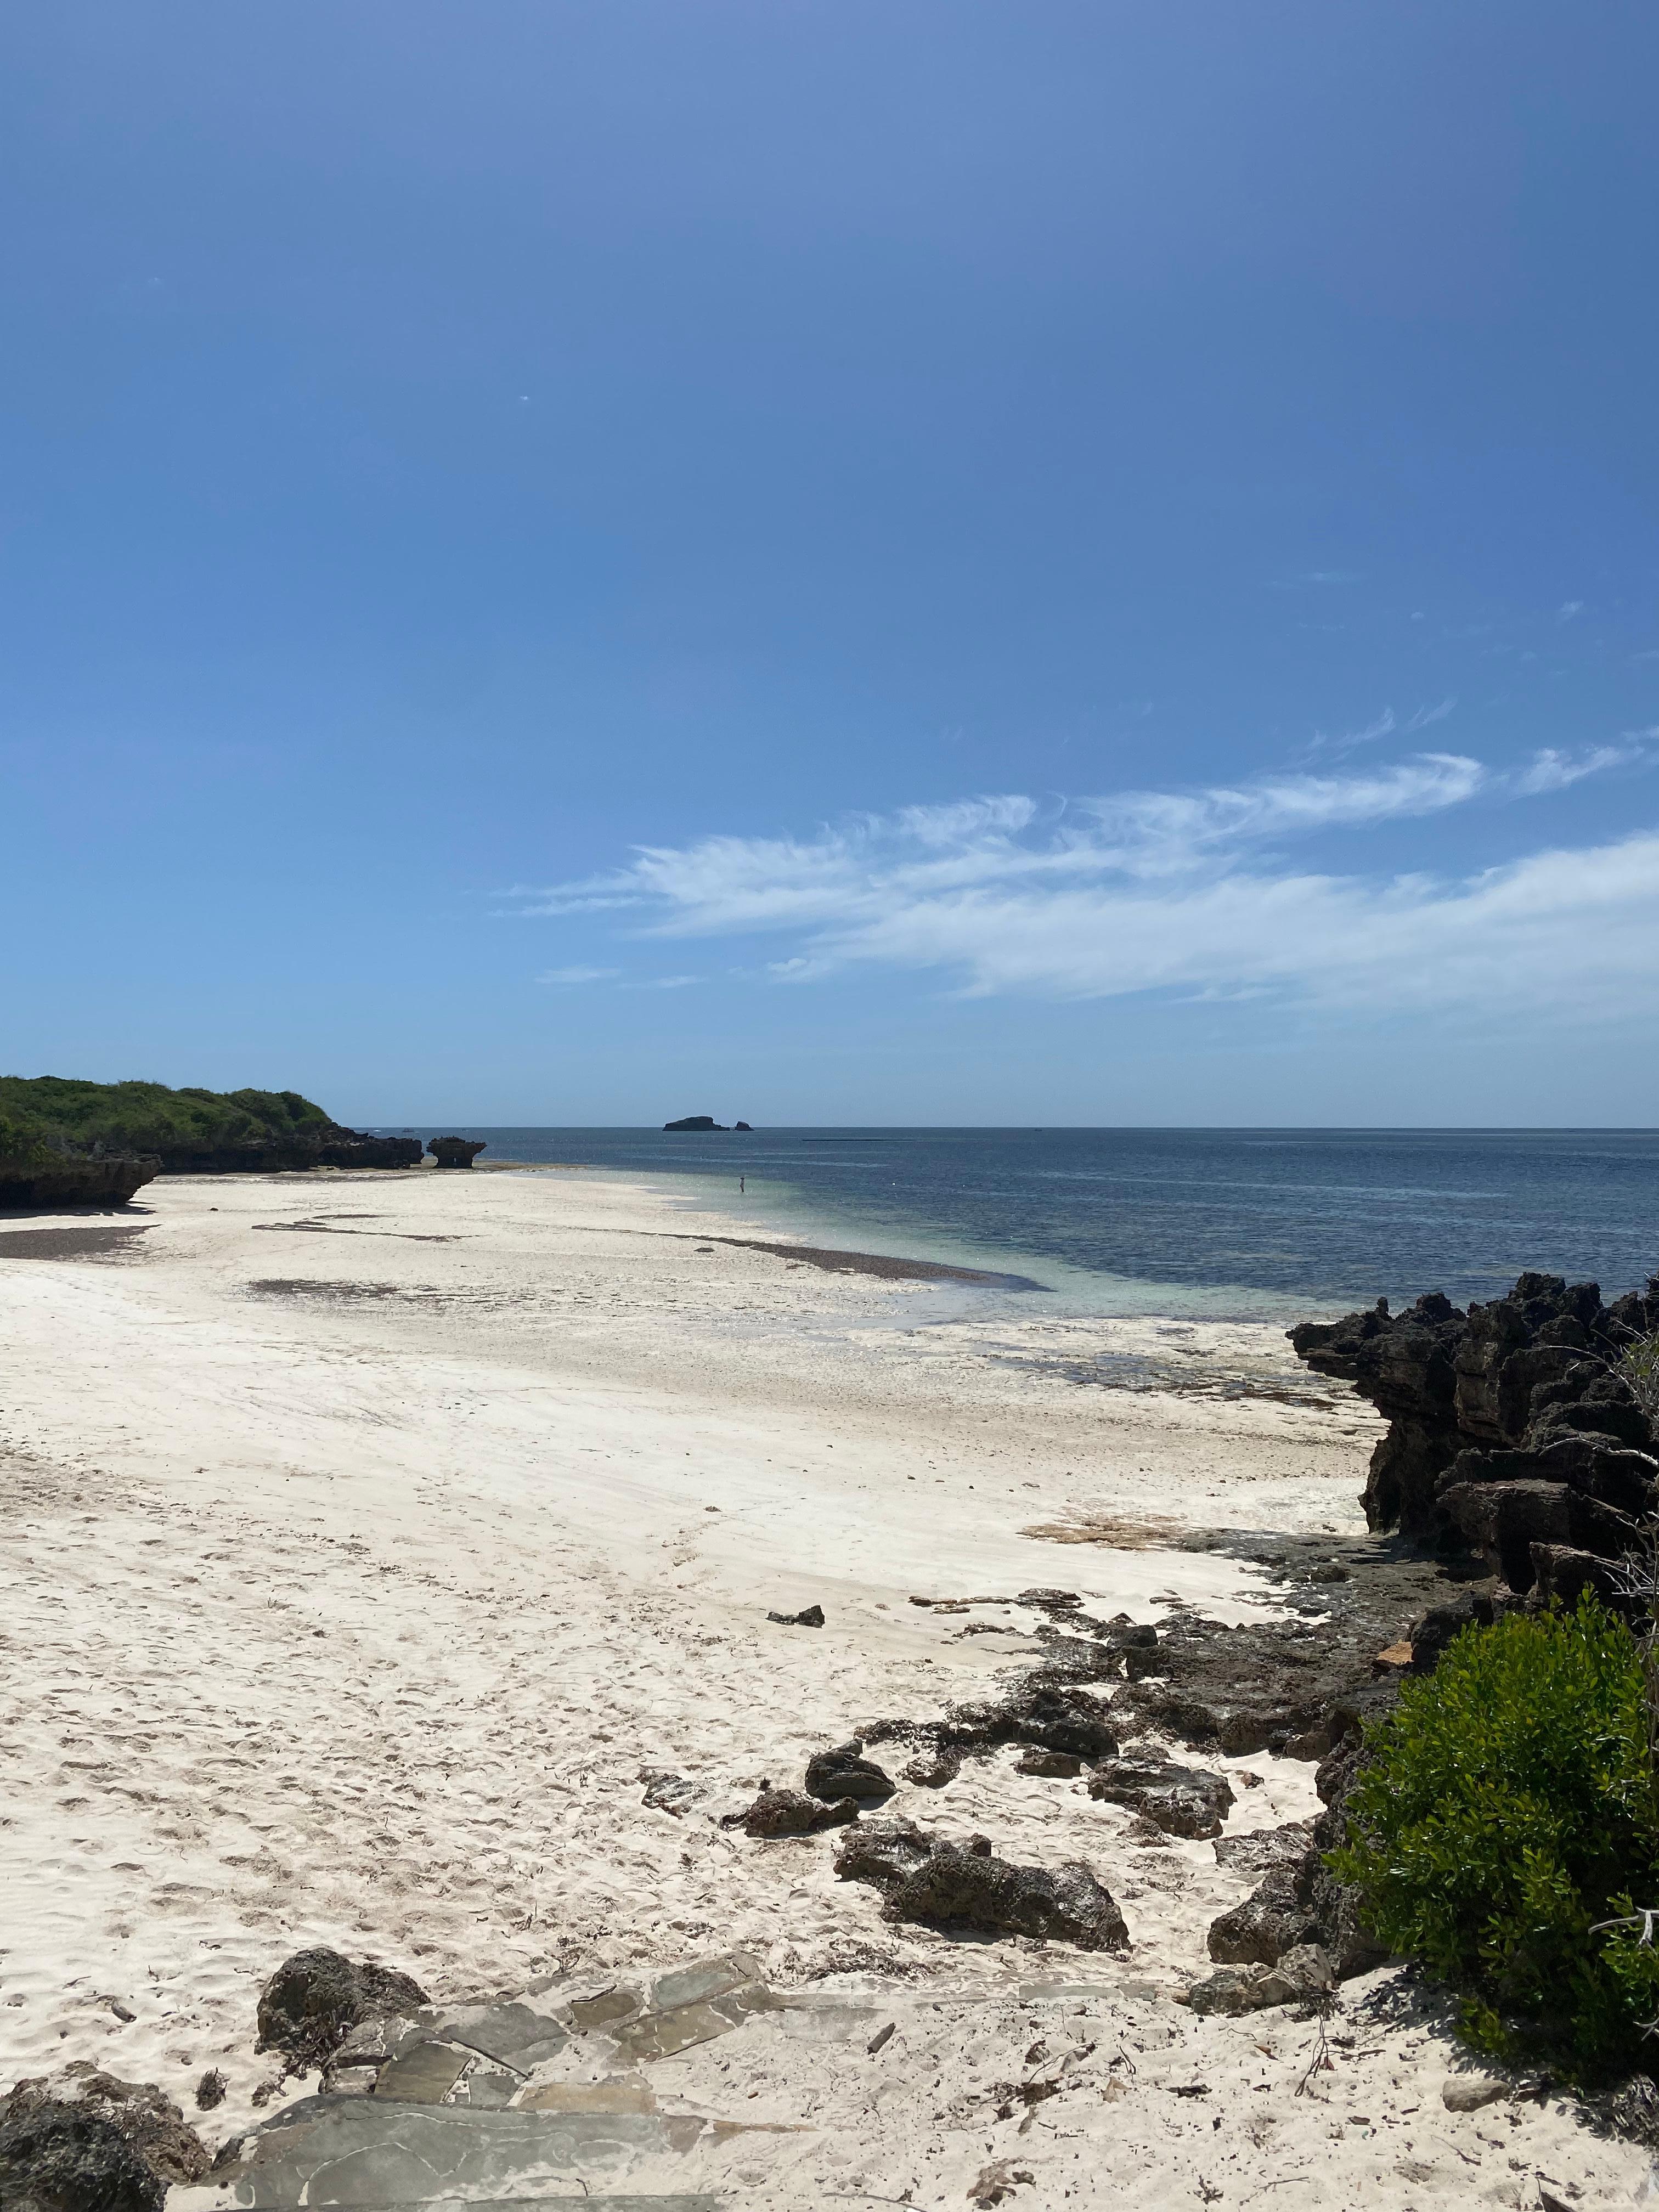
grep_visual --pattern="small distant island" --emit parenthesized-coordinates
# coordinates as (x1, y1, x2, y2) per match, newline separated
(663, 1115, 754, 1132)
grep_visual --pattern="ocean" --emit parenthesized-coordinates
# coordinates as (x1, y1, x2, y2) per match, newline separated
(372, 1125, 1659, 1324)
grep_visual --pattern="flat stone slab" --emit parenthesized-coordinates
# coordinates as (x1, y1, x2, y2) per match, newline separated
(374, 2042, 476, 2105)
(644, 1956, 759, 2014)
(607, 1984, 781, 2066)
(517, 2080, 657, 2114)
(178, 2199, 718, 2211)
(419, 2002, 570, 2073)
(178, 2098, 749, 2207)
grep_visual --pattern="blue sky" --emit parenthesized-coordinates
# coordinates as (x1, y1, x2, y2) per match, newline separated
(4, 1, 1657, 1124)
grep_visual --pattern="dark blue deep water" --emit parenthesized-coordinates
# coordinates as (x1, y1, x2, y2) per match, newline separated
(375, 1126, 1659, 1322)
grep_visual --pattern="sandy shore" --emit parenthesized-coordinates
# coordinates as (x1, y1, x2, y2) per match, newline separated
(0, 1166, 1644, 2203)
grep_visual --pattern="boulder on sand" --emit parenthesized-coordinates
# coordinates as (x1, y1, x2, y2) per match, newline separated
(804, 1743, 896, 1804)
(1, 2064, 210, 2203)
(1186, 1942, 1334, 2017)
(885, 1837, 1128, 1950)
(834, 1819, 937, 1890)
(256, 1948, 430, 2072)
(740, 1785, 860, 1837)
(1088, 1753, 1236, 1839)
(0, 2095, 164, 2212)
(1207, 1860, 1320, 1967)
(1204, 1731, 1387, 1982)
(836, 1822, 1127, 1950)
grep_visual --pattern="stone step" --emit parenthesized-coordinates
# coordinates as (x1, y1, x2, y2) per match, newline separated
(167, 1947, 1172, 2205)
(170, 2098, 735, 2207)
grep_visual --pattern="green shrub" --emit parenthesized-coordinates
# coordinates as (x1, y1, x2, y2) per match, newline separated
(1620, 1329, 1659, 1425)
(1330, 1598, 1659, 2080)
(0, 1075, 336, 1156)
(0, 1108, 50, 1166)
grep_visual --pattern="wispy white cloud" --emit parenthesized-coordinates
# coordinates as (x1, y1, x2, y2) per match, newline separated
(1304, 702, 1454, 758)
(1404, 698, 1456, 733)
(1305, 707, 1396, 758)
(1511, 744, 1631, 795)
(517, 758, 1487, 930)
(536, 964, 618, 985)
(515, 742, 1658, 1021)
(1558, 600, 1585, 622)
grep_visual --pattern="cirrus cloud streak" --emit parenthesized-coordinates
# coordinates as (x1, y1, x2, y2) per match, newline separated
(513, 744, 1659, 1020)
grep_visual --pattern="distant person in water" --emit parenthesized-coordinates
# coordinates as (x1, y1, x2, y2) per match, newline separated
(740, 1176, 745, 1193)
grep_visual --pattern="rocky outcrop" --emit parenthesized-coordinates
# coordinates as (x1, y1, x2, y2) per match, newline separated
(1087, 1753, 1235, 1839)
(256, 1948, 431, 2073)
(152, 1130, 423, 1173)
(0, 1151, 157, 1210)
(0, 1078, 425, 1179)
(1185, 1942, 1334, 2017)
(804, 1743, 896, 1804)
(1291, 1291, 1465, 1533)
(835, 1823, 1128, 1950)
(1205, 1720, 1390, 1983)
(427, 1136, 486, 1169)
(1107, 1609, 1401, 1760)
(1291, 1270, 1659, 1583)
(0, 2065, 210, 2210)
(738, 1785, 860, 1837)
(0, 2095, 164, 2212)
(664, 1116, 727, 1131)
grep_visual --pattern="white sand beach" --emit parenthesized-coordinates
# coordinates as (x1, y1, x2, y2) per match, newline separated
(0, 1166, 1645, 2204)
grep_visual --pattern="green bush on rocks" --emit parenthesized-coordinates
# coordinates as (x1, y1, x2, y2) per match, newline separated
(0, 1075, 333, 1159)
(1331, 1597, 1659, 2081)
(0, 1108, 50, 1166)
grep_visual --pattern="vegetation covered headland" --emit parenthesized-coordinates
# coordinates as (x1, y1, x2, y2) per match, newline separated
(0, 1075, 422, 1207)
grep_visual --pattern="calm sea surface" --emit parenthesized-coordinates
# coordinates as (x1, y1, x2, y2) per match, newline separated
(374, 1127, 1659, 1324)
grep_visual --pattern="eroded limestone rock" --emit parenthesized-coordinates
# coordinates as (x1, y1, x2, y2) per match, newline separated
(803, 1743, 895, 1804)
(256, 1947, 431, 2072)
(884, 1839, 1128, 1949)
(1087, 1753, 1235, 1839)
(834, 1822, 1126, 1950)
(1185, 1942, 1334, 2016)
(740, 1784, 859, 1837)
(1291, 1269, 1659, 1555)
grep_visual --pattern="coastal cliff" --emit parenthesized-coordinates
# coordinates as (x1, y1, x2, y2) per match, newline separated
(0, 1147, 159, 1210)
(0, 1076, 422, 1181)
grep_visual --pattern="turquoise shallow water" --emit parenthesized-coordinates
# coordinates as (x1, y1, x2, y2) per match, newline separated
(372, 1126, 1659, 1324)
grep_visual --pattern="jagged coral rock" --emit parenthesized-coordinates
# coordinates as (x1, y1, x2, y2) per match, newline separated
(1292, 1269, 1659, 1566)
